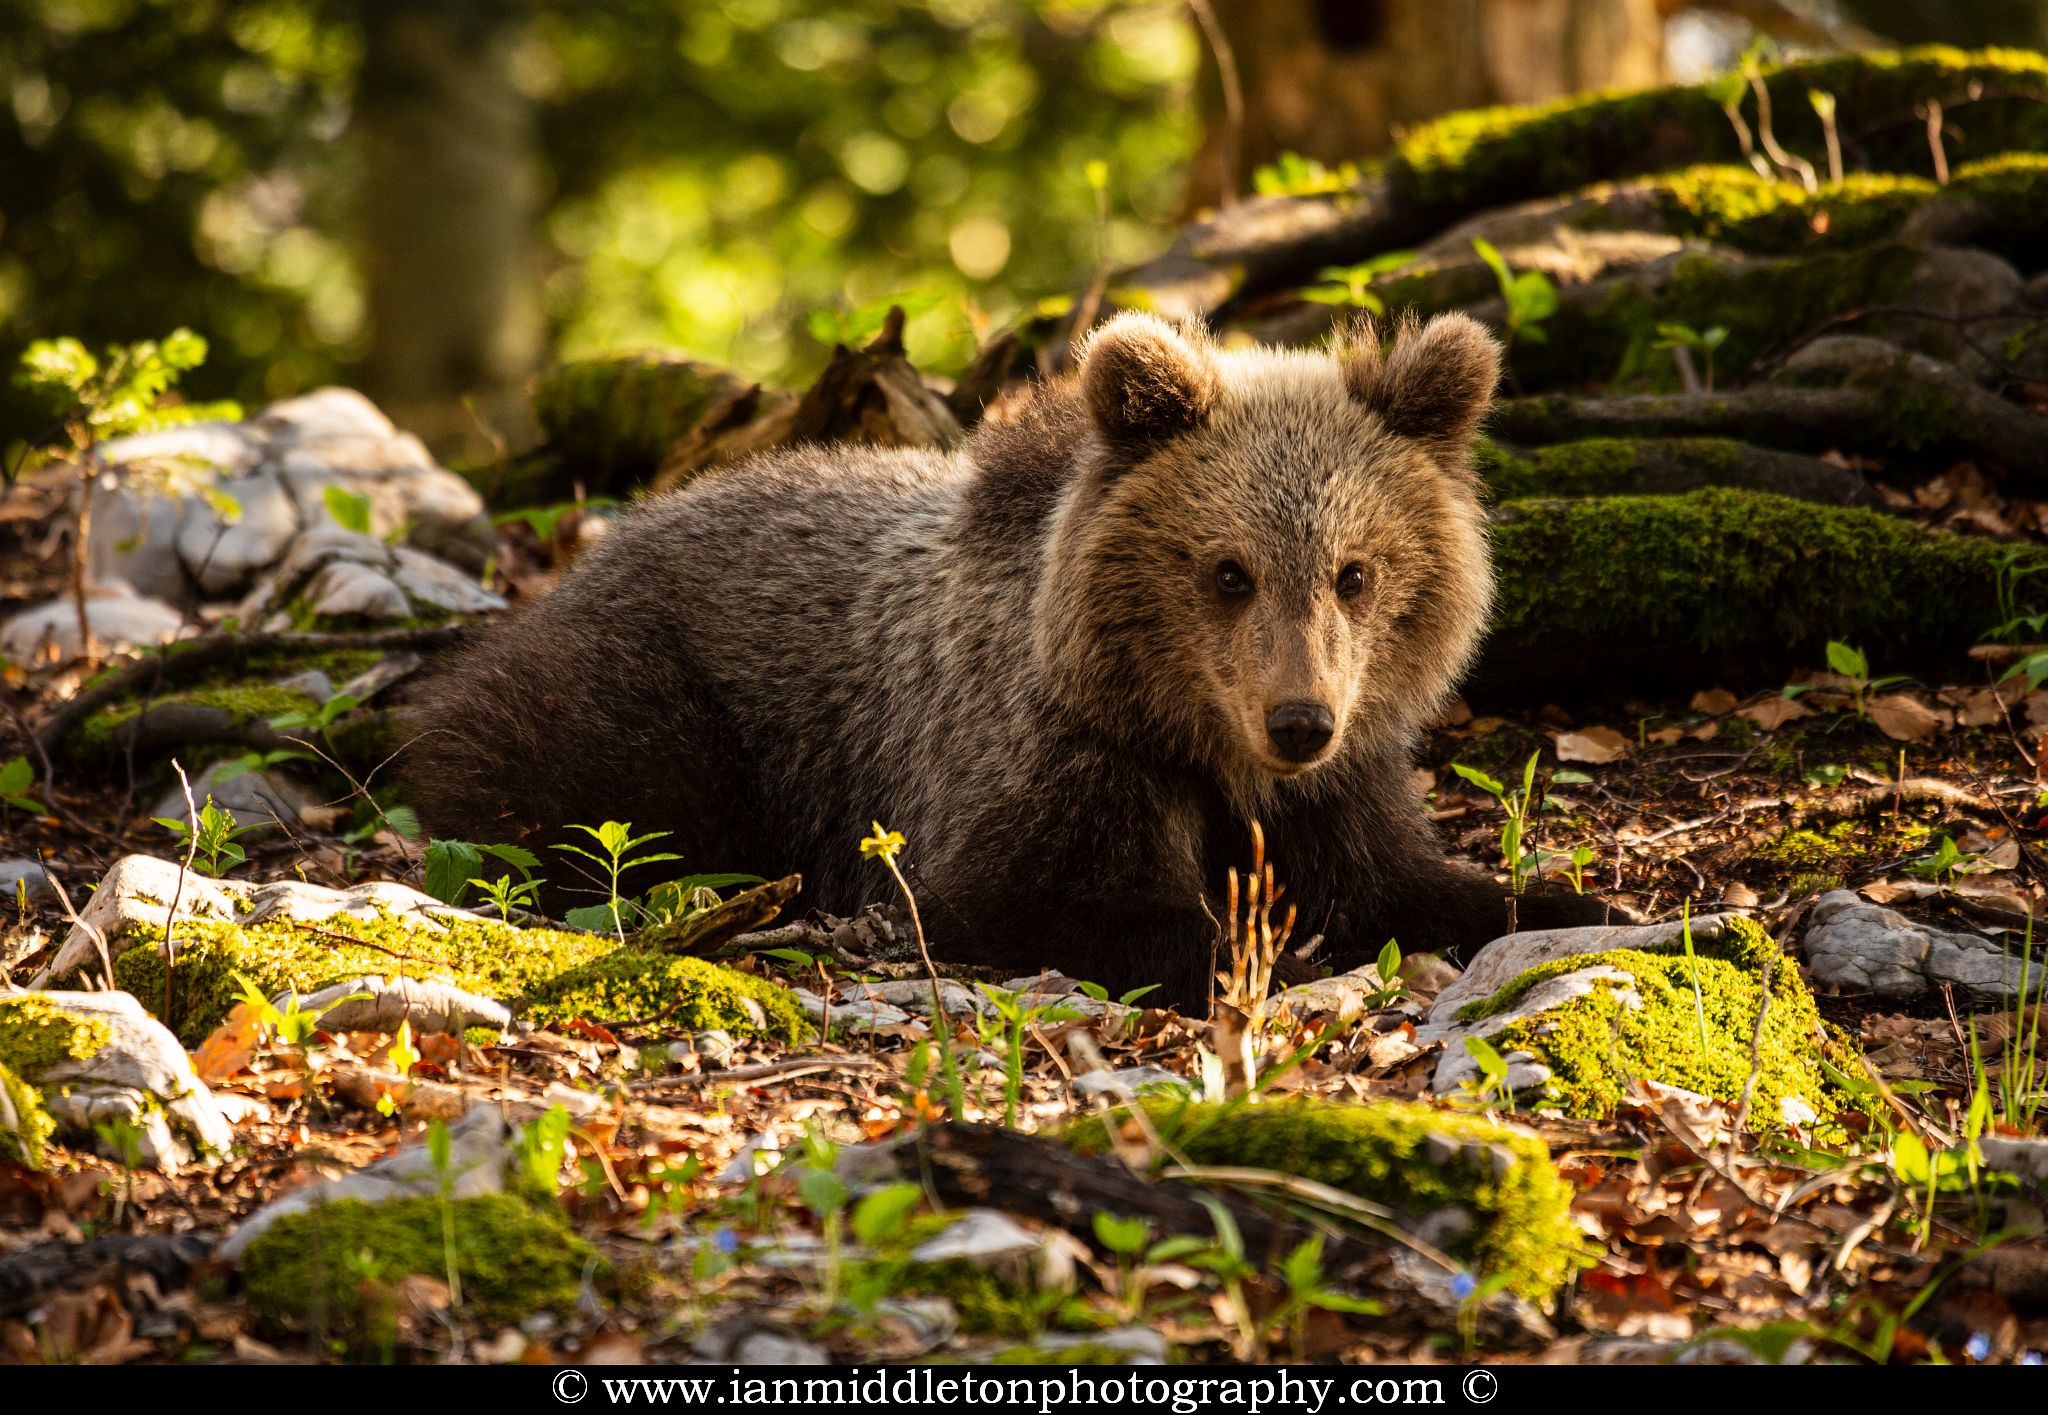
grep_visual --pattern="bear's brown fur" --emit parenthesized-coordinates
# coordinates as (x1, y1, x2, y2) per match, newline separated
(406, 312, 1604, 1005)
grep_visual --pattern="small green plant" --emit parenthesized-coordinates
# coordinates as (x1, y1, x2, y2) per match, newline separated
(1905, 835, 1983, 886)
(552, 821, 684, 938)
(1808, 89, 1843, 187)
(13, 328, 239, 660)
(494, 496, 620, 543)
(1461, 1034, 1513, 1109)
(1251, 151, 1359, 197)
(92, 1114, 146, 1220)
(518, 1104, 574, 1197)
(1565, 844, 1598, 895)
(153, 796, 260, 877)
(974, 981, 1087, 1128)
(427, 1117, 463, 1309)
(1651, 321, 1729, 391)
(1472, 238, 1558, 349)
(267, 690, 361, 744)
(1361, 938, 1410, 1010)
(1678, 900, 1710, 1053)
(1300, 251, 1416, 311)
(1451, 751, 1549, 894)
(1785, 640, 1911, 721)
(0, 756, 48, 818)
(807, 290, 944, 349)
(1270, 1234, 1382, 1359)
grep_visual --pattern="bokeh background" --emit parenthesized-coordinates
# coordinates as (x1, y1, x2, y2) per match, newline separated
(4, 0, 2044, 457)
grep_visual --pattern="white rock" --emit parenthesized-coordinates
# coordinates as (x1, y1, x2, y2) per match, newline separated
(1070, 1065, 1187, 1100)
(1801, 890, 2036, 1003)
(288, 974, 513, 1036)
(1428, 912, 1743, 1018)
(11, 988, 235, 1168)
(0, 587, 187, 664)
(1980, 1136, 2048, 1186)
(35, 853, 481, 985)
(909, 1208, 1043, 1265)
(150, 758, 315, 833)
(300, 558, 412, 619)
(0, 860, 55, 903)
(850, 978, 992, 1018)
(792, 987, 912, 1030)
(218, 1103, 509, 1261)
(175, 470, 301, 596)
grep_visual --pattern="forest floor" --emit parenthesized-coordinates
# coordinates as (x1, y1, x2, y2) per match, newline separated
(5, 477, 2048, 1366)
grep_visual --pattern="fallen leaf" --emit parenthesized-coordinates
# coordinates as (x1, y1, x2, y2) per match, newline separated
(1737, 696, 1812, 730)
(190, 1002, 263, 1085)
(1869, 694, 1948, 741)
(1690, 688, 1738, 714)
(1555, 726, 1629, 763)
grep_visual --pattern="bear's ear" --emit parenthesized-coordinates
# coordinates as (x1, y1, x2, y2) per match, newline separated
(1338, 312, 1500, 452)
(1078, 312, 1220, 454)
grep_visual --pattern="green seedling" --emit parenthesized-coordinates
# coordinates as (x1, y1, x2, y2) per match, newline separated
(1472, 238, 1558, 348)
(0, 756, 48, 817)
(154, 795, 260, 877)
(553, 821, 684, 938)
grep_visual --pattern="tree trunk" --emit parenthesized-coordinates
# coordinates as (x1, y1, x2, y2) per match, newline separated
(355, 0, 543, 456)
(1186, 0, 1665, 211)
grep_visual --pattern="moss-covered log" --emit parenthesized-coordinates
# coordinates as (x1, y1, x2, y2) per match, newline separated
(1488, 336, 2048, 477)
(1477, 437, 1874, 506)
(1109, 47, 2048, 322)
(1477, 487, 2046, 697)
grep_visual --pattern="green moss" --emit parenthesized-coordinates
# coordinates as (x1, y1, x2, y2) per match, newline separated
(0, 993, 113, 1074)
(0, 1061, 56, 1168)
(74, 682, 318, 756)
(1477, 436, 1752, 501)
(531, 352, 752, 490)
(1457, 918, 1855, 1131)
(891, 1259, 1101, 1337)
(1392, 47, 2048, 218)
(104, 912, 806, 1046)
(1640, 165, 1936, 254)
(1065, 1099, 1584, 1308)
(1517, 240, 1921, 389)
(1480, 488, 2048, 696)
(239, 1193, 593, 1330)
(517, 951, 810, 1042)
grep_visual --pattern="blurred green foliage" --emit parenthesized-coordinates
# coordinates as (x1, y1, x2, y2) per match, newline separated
(1, 0, 1195, 442)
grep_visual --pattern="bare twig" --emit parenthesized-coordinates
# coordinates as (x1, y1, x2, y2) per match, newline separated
(162, 757, 202, 1025)
(1185, 0, 1243, 210)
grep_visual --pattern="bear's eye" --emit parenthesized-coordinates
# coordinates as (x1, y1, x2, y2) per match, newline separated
(1214, 560, 1253, 598)
(1337, 562, 1369, 599)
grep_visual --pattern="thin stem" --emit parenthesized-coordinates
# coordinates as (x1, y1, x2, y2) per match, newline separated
(1186, 0, 1243, 210)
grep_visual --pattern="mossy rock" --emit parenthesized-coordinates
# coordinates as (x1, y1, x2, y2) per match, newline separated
(1480, 487, 2048, 696)
(239, 1193, 593, 1332)
(1391, 47, 2048, 220)
(1064, 1098, 1584, 1308)
(1452, 918, 1859, 1130)
(0, 1060, 57, 1168)
(516, 949, 810, 1041)
(109, 912, 808, 1047)
(531, 352, 753, 492)
(0, 994, 114, 1169)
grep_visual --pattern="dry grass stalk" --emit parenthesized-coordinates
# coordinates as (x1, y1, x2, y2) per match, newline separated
(1213, 820, 1297, 1026)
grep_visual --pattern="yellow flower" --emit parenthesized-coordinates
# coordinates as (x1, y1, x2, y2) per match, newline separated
(860, 822, 906, 863)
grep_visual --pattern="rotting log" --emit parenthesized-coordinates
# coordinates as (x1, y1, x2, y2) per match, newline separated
(1478, 487, 2048, 697)
(1477, 437, 1876, 507)
(1487, 339, 2048, 479)
(1106, 47, 2048, 323)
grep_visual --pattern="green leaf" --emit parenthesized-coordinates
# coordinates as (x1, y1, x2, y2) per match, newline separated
(1375, 938, 1402, 984)
(1450, 763, 1504, 798)
(564, 904, 618, 933)
(0, 756, 34, 796)
(322, 485, 373, 535)
(850, 1183, 924, 1245)
(1824, 640, 1868, 681)
(423, 839, 484, 906)
(1092, 1211, 1150, 1256)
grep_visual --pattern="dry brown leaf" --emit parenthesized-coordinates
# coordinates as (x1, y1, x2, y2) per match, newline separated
(1555, 726, 1629, 763)
(190, 1002, 263, 1086)
(1737, 696, 1812, 731)
(1690, 688, 1738, 714)
(1869, 693, 1947, 741)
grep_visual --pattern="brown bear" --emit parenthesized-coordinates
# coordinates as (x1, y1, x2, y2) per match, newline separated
(406, 311, 1605, 1007)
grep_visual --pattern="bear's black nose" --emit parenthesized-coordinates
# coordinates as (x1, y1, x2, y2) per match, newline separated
(1265, 701, 1335, 763)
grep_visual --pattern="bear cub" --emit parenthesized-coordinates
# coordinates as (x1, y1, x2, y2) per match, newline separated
(407, 311, 1606, 1006)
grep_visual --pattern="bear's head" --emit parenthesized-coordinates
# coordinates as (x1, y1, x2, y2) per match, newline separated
(1035, 310, 1497, 787)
